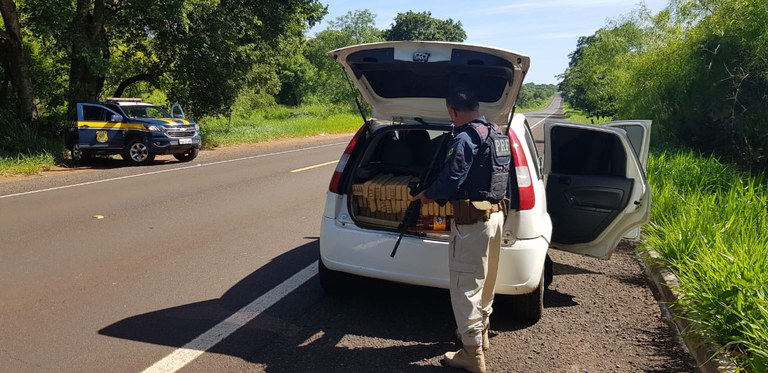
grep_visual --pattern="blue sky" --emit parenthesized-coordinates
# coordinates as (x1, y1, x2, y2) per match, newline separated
(308, 0, 668, 84)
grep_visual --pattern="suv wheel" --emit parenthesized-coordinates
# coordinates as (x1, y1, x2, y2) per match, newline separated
(122, 139, 155, 165)
(71, 143, 91, 164)
(173, 147, 199, 162)
(508, 271, 544, 322)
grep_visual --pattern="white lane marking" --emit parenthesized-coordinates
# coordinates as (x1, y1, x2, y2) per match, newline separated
(0, 142, 347, 200)
(529, 97, 562, 129)
(142, 261, 319, 373)
(290, 160, 338, 173)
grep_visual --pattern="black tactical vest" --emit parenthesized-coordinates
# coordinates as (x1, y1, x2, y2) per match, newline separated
(456, 120, 512, 203)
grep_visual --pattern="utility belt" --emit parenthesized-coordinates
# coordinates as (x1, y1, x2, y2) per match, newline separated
(450, 199, 505, 225)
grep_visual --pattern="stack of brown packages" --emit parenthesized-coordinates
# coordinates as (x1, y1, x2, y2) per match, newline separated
(351, 174, 453, 222)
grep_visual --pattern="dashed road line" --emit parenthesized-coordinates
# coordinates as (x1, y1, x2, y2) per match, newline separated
(290, 160, 338, 173)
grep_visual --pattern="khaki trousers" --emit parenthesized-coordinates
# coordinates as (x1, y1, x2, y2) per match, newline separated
(448, 210, 503, 347)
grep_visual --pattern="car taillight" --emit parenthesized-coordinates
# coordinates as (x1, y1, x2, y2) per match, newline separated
(329, 125, 366, 194)
(509, 130, 535, 210)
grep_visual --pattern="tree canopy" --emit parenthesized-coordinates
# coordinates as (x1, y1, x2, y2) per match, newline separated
(0, 0, 326, 123)
(383, 11, 466, 42)
(560, 0, 768, 170)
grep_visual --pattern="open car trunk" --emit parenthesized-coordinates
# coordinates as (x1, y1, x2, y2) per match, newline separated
(347, 123, 454, 238)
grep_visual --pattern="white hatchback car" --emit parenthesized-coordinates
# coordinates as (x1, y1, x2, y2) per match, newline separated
(319, 41, 651, 321)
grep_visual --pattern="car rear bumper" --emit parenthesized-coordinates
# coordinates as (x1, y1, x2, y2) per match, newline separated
(320, 215, 548, 295)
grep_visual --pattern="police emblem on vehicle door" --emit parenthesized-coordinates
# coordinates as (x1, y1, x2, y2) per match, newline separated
(96, 131, 109, 143)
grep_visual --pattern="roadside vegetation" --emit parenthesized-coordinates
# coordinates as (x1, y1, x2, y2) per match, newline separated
(559, 0, 768, 370)
(642, 150, 768, 372)
(1, 3, 555, 176)
(561, 103, 612, 124)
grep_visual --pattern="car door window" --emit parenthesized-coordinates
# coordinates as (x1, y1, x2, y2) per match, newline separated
(550, 126, 626, 177)
(82, 105, 106, 121)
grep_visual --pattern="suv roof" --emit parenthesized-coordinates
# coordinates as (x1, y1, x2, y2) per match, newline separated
(104, 98, 154, 106)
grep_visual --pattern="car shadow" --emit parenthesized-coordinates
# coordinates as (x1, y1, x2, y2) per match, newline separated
(552, 260, 600, 276)
(98, 240, 462, 370)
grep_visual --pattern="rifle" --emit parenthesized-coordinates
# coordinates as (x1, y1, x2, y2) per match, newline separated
(390, 130, 452, 258)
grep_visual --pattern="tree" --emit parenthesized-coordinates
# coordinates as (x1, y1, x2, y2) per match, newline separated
(278, 9, 383, 106)
(327, 9, 381, 44)
(18, 0, 326, 117)
(558, 21, 643, 118)
(383, 11, 466, 42)
(0, 0, 37, 122)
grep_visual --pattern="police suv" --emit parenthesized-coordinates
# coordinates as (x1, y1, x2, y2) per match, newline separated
(318, 41, 652, 321)
(65, 98, 202, 165)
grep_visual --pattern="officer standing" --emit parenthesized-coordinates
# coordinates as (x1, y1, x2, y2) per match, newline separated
(413, 87, 507, 373)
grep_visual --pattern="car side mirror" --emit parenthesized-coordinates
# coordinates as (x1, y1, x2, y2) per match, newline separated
(110, 114, 123, 122)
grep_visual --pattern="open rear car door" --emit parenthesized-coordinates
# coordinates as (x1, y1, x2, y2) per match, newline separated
(545, 121, 652, 259)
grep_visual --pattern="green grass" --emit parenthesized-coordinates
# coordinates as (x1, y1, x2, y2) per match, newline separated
(200, 104, 361, 148)
(562, 103, 613, 124)
(0, 152, 57, 176)
(516, 95, 555, 113)
(640, 150, 768, 372)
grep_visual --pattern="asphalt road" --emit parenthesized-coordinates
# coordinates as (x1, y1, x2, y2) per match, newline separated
(0, 101, 695, 372)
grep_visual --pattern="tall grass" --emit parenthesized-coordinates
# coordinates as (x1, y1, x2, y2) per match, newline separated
(199, 104, 361, 148)
(640, 150, 768, 371)
(562, 103, 613, 124)
(0, 115, 60, 176)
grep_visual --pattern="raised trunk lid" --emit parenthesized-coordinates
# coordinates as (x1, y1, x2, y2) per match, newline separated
(330, 41, 530, 124)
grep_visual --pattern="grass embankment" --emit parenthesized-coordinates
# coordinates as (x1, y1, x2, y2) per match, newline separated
(642, 151, 767, 371)
(201, 104, 360, 148)
(515, 96, 554, 113)
(562, 103, 613, 124)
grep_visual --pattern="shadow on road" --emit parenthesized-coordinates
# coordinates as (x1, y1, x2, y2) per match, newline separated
(98, 241, 597, 371)
(98, 240, 458, 371)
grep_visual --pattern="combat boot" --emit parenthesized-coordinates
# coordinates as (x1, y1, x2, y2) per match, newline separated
(442, 345, 486, 373)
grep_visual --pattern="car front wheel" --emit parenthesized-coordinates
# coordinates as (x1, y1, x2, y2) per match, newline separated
(173, 147, 199, 162)
(122, 139, 155, 165)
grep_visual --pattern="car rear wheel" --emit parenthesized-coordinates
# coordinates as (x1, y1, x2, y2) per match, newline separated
(318, 257, 355, 295)
(509, 271, 544, 322)
(173, 147, 199, 162)
(122, 139, 155, 165)
(545, 254, 554, 289)
(71, 143, 91, 164)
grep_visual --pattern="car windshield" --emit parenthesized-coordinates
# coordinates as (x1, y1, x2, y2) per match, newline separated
(122, 105, 170, 119)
